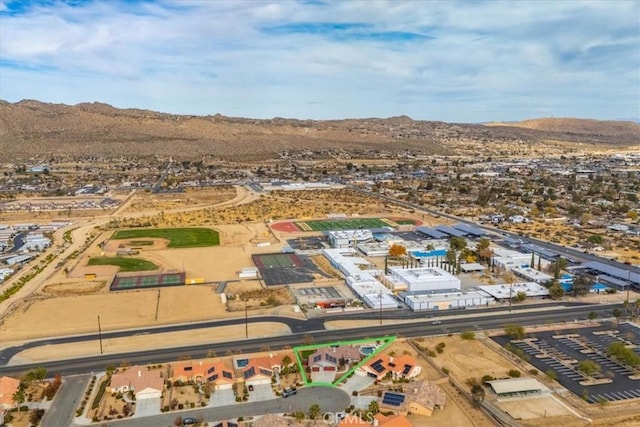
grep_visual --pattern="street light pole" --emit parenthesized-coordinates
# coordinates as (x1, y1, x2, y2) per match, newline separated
(97, 315, 103, 355)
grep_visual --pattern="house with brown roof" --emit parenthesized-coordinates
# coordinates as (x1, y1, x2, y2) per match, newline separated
(0, 376, 20, 410)
(379, 379, 446, 416)
(241, 362, 273, 386)
(171, 360, 234, 389)
(357, 354, 421, 381)
(109, 365, 164, 400)
(308, 345, 362, 369)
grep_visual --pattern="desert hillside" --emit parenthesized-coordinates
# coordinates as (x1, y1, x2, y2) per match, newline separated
(0, 100, 637, 160)
(491, 117, 640, 136)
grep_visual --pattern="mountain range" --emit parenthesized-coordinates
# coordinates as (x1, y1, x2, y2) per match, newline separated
(1, 99, 638, 160)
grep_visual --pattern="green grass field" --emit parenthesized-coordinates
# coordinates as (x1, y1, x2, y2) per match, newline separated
(88, 257, 158, 272)
(112, 228, 220, 248)
(297, 218, 390, 231)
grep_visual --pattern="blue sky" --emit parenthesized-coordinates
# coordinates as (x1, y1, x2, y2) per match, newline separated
(1, 0, 638, 122)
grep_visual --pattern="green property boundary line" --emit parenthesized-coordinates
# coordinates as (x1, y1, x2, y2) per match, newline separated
(293, 335, 396, 387)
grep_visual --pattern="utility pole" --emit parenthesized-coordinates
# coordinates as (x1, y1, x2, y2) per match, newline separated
(379, 290, 383, 325)
(244, 299, 249, 339)
(97, 315, 103, 355)
(626, 270, 632, 317)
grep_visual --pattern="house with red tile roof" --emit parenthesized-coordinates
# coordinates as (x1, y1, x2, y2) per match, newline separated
(171, 360, 234, 389)
(337, 413, 412, 427)
(0, 376, 20, 410)
(357, 354, 421, 381)
(109, 365, 164, 400)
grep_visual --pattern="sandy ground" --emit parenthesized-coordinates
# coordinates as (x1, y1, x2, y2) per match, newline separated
(0, 285, 301, 341)
(11, 322, 290, 364)
(497, 396, 573, 420)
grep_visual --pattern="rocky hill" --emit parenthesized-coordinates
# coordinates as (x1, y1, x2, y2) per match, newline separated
(1, 100, 637, 160)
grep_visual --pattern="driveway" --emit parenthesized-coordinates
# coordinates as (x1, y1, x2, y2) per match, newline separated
(340, 375, 375, 394)
(41, 374, 91, 427)
(209, 388, 235, 407)
(248, 383, 275, 402)
(351, 395, 377, 409)
(310, 369, 336, 384)
(131, 397, 160, 418)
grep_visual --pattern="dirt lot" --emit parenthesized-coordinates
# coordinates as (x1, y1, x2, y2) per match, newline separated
(0, 284, 296, 342)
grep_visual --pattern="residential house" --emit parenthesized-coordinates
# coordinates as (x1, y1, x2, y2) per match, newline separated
(358, 354, 421, 381)
(338, 414, 412, 427)
(171, 360, 234, 390)
(109, 365, 164, 400)
(0, 376, 21, 410)
(379, 379, 446, 416)
(308, 346, 362, 373)
(241, 363, 273, 386)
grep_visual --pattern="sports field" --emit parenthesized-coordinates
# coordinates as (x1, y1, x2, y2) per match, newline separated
(110, 271, 186, 291)
(111, 228, 219, 248)
(253, 253, 304, 269)
(87, 256, 158, 272)
(296, 217, 392, 231)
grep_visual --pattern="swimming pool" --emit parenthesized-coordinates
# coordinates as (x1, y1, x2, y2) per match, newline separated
(411, 249, 447, 258)
(360, 346, 376, 355)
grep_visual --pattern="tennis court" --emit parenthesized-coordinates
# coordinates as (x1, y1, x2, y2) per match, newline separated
(110, 271, 186, 291)
(252, 253, 322, 286)
(296, 217, 392, 231)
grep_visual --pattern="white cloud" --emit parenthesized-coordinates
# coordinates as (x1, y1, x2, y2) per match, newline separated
(0, 0, 638, 121)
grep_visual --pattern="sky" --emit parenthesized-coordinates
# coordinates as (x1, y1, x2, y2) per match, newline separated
(1, 0, 639, 122)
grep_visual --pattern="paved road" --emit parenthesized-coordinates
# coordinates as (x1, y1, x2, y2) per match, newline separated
(41, 373, 91, 427)
(0, 303, 623, 377)
(95, 386, 350, 427)
(0, 316, 325, 364)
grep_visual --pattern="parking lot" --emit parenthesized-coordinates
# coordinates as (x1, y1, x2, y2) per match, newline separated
(492, 323, 640, 403)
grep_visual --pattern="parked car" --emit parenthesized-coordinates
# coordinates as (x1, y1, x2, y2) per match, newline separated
(248, 384, 254, 391)
(431, 320, 442, 325)
(282, 387, 297, 398)
(183, 418, 198, 426)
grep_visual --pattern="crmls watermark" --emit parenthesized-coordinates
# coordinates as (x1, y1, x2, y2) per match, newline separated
(322, 412, 374, 424)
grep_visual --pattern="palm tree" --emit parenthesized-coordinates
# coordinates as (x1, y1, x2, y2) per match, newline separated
(308, 403, 321, 419)
(12, 388, 25, 410)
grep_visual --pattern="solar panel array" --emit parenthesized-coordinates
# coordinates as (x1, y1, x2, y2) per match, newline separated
(243, 366, 255, 379)
(453, 223, 486, 237)
(415, 226, 447, 239)
(435, 225, 467, 237)
(402, 364, 412, 375)
(382, 392, 406, 407)
(222, 371, 232, 379)
(370, 359, 385, 373)
(583, 261, 640, 285)
(207, 373, 218, 382)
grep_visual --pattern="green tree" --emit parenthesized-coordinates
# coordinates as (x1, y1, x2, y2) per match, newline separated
(588, 311, 598, 322)
(545, 370, 557, 381)
(12, 387, 25, 409)
(571, 274, 594, 297)
(470, 383, 485, 406)
(548, 280, 565, 300)
(587, 234, 604, 246)
(551, 258, 568, 279)
(367, 400, 380, 417)
(308, 403, 321, 419)
(514, 291, 527, 302)
(612, 308, 623, 325)
(578, 360, 600, 376)
(282, 355, 292, 368)
(504, 324, 526, 340)
(293, 412, 305, 422)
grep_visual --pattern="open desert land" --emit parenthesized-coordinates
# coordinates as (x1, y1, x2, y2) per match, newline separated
(9, 322, 291, 365)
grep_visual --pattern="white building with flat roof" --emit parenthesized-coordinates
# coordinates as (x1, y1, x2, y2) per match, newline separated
(327, 230, 374, 248)
(323, 248, 397, 309)
(404, 290, 495, 311)
(386, 266, 460, 293)
(492, 247, 533, 269)
(511, 266, 552, 284)
(477, 282, 549, 300)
